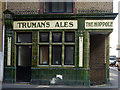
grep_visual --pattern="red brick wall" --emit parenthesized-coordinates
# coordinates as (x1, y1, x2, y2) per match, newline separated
(7, 2, 113, 14)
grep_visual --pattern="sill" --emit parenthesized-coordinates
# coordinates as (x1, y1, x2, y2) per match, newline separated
(51, 65, 62, 67)
(38, 65, 49, 67)
(37, 65, 75, 68)
(15, 43, 32, 45)
(39, 43, 49, 45)
(51, 43, 62, 45)
(63, 65, 75, 67)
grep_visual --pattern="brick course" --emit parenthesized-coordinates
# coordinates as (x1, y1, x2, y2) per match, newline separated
(75, 2, 113, 13)
(7, 2, 40, 14)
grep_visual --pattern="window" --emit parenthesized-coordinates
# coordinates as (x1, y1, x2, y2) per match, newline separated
(52, 45, 62, 65)
(64, 46, 75, 65)
(39, 32, 49, 42)
(52, 32, 62, 42)
(17, 46, 32, 66)
(51, 2, 64, 12)
(39, 32, 49, 65)
(16, 32, 32, 67)
(39, 31, 75, 66)
(44, 2, 73, 13)
(65, 32, 75, 42)
(17, 32, 32, 43)
(39, 46, 49, 65)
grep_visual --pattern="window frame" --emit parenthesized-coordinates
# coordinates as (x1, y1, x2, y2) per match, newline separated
(39, 32, 50, 43)
(51, 45, 62, 65)
(16, 32, 32, 43)
(39, 45, 49, 65)
(65, 32, 75, 43)
(44, 2, 74, 13)
(15, 32, 33, 68)
(52, 32, 62, 43)
(64, 45, 75, 65)
(38, 30, 76, 67)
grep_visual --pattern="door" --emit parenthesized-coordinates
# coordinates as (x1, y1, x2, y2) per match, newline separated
(16, 45, 32, 82)
(90, 34, 106, 85)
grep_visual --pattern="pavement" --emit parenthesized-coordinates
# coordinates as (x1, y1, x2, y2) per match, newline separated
(0, 52, 3, 82)
(110, 67, 118, 71)
(0, 52, 3, 90)
(1, 67, 119, 89)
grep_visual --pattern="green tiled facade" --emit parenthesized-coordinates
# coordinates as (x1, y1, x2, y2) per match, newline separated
(30, 68, 89, 86)
(3, 10, 117, 86)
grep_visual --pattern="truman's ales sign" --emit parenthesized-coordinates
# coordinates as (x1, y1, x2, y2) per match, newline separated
(13, 20, 77, 30)
(85, 20, 113, 29)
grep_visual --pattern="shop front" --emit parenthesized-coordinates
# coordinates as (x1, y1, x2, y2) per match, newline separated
(3, 10, 117, 86)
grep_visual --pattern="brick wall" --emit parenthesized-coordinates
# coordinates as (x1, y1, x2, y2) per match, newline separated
(7, 2, 113, 14)
(7, 2, 41, 14)
(75, 2, 113, 13)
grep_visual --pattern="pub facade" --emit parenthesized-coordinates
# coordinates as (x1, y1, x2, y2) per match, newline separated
(3, 2, 117, 86)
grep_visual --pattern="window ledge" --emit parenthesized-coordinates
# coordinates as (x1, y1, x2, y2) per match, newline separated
(51, 65, 62, 67)
(63, 65, 75, 67)
(38, 65, 49, 67)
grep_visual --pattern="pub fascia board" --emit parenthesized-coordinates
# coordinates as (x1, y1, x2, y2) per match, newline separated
(85, 20, 113, 29)
(13, 20, 78, 30)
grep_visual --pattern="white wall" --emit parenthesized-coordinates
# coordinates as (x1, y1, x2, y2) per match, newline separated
(110, 0, 119, 57)
(118, 1, 120, 58)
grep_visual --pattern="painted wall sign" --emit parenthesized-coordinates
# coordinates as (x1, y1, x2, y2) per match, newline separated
(85, 20, 113, 29)
(13, 20, 78, 30)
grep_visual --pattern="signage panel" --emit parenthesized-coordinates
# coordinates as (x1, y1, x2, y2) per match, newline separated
(85, 20, 113, 29)
(13, 20, 78, 30)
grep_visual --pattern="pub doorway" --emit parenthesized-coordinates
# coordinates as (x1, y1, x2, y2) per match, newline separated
(90, 33, 107, 85)
(16, 45, 32, 82)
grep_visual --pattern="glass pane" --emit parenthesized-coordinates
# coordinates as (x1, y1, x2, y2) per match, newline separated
(52, 46, 62, 65)
(44, 2, 73, 13)
(64, 46, 75, 65)
(66, 2, 73, 12)
(17, 32, 32, 43)
(44, 2, 50, 13)
(39, 46, 49, 65)
(52, 32, 62, 42)
(52, 2, 64, 12)
(65, 32, 75, 42)
(17, 46, 32, 66)
(40, 32, 49, 42)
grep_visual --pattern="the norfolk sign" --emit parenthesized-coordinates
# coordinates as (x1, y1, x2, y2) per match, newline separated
(13, 20, 78, 30)
(85, 20, 113, 29)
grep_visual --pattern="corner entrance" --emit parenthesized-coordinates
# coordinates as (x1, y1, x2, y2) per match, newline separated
(90, 34, 107, 85)
(16, 46, 32, 82)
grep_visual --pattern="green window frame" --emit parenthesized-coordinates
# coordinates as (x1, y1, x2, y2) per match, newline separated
(38, 30, 76, 67)
(15, 32, 33, 67)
